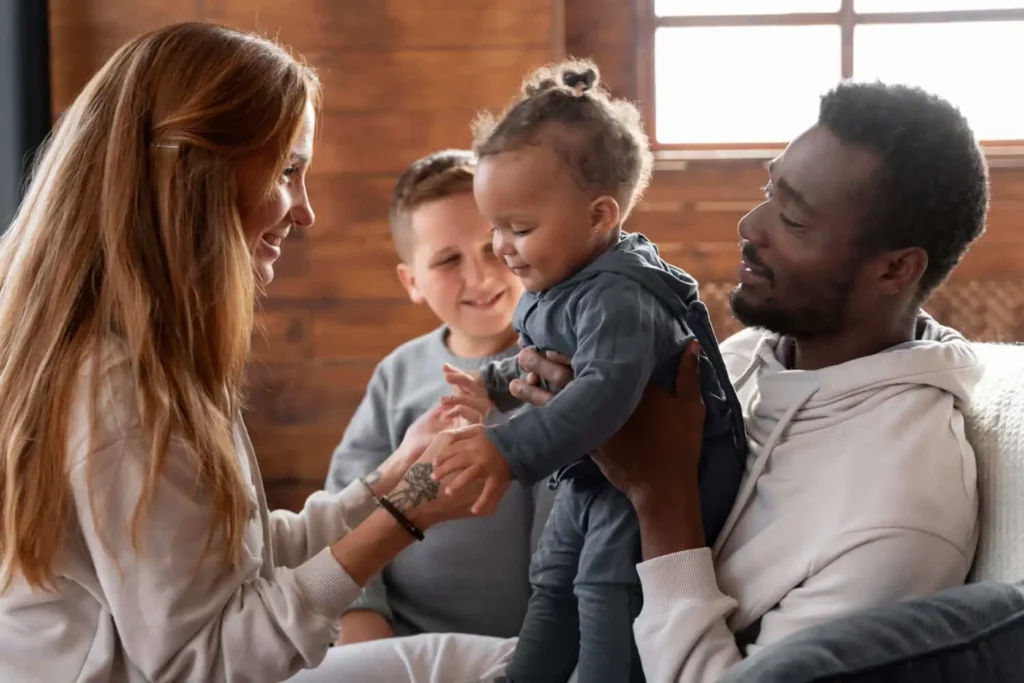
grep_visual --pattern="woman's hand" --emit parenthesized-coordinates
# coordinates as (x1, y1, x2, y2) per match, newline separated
(430, 423, 512, 516)
(329, 428, 484, 586)
(382, 428, 487, 530)
(364, 403, 454, 498)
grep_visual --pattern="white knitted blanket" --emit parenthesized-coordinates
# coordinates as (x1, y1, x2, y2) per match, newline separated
(964, 342, 1024, 584)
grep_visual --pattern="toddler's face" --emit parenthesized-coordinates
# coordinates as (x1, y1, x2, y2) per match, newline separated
(474, 146, 611, 292)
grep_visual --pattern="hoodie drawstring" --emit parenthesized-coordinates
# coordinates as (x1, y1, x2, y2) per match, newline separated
(731, 350, 762, 396)
(712, 379, 818, 557)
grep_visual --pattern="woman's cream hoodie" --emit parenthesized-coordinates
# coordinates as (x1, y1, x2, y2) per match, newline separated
(0, 350, 376, 682)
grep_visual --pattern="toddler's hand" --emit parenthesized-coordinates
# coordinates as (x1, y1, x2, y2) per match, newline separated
(442, 364, 494, 425)
(430, 424, 512, 516)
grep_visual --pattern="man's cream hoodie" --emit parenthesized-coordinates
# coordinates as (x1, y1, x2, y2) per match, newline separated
(633, 314, 982, 682)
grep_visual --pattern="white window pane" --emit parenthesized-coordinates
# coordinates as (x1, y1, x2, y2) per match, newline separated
(655, 26, 841, 144)
(854, 22, 1024, 140)
(656, 0, 839, 16)
(856, 0, 1024, 11)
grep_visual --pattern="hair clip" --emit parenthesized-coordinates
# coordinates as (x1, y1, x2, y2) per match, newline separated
(562, 69, 597, 96)
(152, 142, 180, 150)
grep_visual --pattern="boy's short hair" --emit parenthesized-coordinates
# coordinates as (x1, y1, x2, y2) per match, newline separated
(389, 149, 477, 261)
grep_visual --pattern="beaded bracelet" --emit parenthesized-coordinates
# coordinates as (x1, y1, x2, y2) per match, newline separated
(377, 495, 425, 541)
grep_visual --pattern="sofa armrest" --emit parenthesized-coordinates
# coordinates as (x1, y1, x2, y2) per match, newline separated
(719, 581, 1024, 683)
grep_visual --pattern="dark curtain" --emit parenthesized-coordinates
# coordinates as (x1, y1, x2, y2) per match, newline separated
(0, 0, 52, 229)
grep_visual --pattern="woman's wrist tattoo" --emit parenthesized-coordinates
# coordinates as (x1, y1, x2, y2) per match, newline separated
(387, 462, 440, 513)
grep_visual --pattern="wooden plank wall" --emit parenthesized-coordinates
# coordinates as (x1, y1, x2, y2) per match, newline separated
(48, 0, 1024, 510)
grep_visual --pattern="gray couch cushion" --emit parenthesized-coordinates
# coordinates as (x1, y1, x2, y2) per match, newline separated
(718, 581, 1024, 683)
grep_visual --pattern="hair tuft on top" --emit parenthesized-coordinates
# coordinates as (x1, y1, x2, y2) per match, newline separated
(472, 59, 653, 223)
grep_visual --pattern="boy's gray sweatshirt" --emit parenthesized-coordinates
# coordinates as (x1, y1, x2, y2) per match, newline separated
(325, 327, 554, 637)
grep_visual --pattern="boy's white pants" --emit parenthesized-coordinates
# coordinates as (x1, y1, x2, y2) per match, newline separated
(285, 634, 580, 683)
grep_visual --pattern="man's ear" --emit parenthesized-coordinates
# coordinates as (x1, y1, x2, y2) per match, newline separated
(589, 195, 621, 238)
(396, 263, 425, 304)
(874, 246, 928, 296)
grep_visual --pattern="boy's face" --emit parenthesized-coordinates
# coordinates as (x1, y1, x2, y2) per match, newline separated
(474, 145, 618, 292)
(397, 192, 522, 342)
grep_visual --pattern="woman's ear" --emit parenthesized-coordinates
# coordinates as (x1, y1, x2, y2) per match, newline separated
(589, 196, 621, 238)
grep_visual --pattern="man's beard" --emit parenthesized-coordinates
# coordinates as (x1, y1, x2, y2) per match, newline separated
(729, 275, 855, 339)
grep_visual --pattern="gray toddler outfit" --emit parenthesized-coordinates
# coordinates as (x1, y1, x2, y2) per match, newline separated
(483, 233, 747, 683)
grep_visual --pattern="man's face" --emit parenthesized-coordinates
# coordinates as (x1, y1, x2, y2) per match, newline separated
(730, 125, 882, 338)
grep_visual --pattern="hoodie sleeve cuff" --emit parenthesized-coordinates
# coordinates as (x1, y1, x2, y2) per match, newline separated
(293, 547, 363, 618)
(637, 547, 725, 612)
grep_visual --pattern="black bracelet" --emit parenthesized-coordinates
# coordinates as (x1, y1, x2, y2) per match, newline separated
(378, 496, 425, 541)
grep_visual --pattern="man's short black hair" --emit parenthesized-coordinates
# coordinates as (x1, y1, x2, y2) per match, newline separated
(818, 81, 989, 299)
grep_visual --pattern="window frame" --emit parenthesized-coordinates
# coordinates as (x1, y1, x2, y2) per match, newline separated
(637, 0, 1024, 163)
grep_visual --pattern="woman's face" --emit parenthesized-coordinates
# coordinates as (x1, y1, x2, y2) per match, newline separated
(237, 100, 316, 286)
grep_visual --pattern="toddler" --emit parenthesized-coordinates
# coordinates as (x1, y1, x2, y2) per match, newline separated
(434, 61, 747, 683)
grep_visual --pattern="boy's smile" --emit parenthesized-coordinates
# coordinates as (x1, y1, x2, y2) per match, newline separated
(396, 192, 522, 357)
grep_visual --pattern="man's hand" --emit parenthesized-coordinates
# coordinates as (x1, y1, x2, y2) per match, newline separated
(508, 347, 574, 406)
(430, 424, 513, 516)
(595, 341, 707, 558)
(506, 340, 709, 558)
(594, 340, 705, 508)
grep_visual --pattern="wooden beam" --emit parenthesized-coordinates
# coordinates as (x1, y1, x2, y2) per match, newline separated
(855, 9, 1024, 24)
(655, 8, 1024, 28)
(549, 0, 567, 60)
(636, 0, 657, 144)
(657, 13, 839, 28)
(840, 0, 854, 79)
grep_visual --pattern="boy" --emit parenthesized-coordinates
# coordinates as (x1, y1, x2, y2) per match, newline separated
(324, 150, 553, 643)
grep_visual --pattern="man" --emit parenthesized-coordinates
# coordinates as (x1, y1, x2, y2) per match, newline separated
(576, 79, 987, 681)
(315, 80, 989, 682)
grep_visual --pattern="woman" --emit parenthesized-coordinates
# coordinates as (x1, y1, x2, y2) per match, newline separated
(0, 22, 482, 682)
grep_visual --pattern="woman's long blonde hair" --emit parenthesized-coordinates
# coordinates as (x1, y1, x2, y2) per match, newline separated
(0, 22, 320, 591)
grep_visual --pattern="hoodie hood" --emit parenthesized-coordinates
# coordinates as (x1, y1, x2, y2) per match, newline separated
(734, 314, 982, 436)
(712, 313, 983, 555)
(551, 232, 700, 317)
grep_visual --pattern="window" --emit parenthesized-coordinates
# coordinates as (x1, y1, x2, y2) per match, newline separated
(643, 1, 1024, 149)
